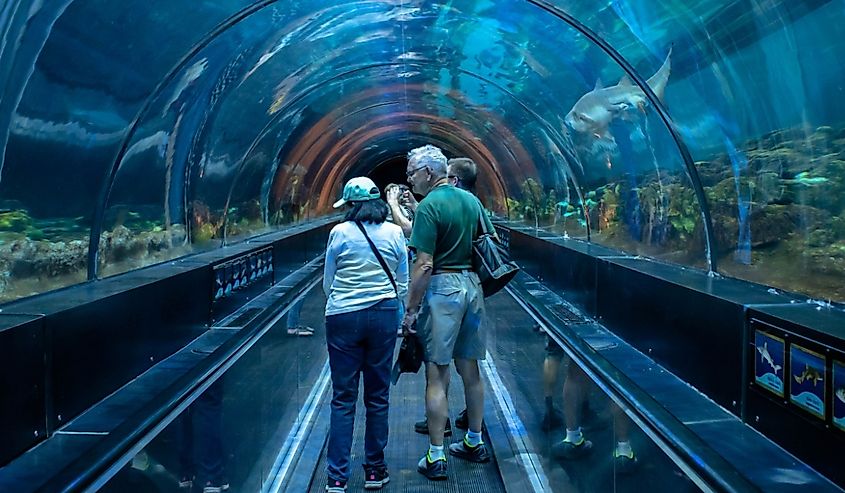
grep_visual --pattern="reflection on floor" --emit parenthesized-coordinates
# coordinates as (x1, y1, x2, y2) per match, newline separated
(102, 288, 331, 493)
(307, 358, 507, 493)
(101, 286, 703, 493)
(485, 290, 700, 492)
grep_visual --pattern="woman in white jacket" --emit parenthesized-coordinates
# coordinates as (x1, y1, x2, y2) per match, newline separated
(322, 177, 408, 493)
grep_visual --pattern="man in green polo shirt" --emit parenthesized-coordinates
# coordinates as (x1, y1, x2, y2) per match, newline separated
(401, 145, 495, 480)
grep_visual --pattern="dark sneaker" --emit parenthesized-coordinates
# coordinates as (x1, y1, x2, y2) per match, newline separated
(448, 437, 491, 463)
(454, 409, 484, 431)
(363, 466, 390, 489)
(417, 453, 447, 481)
(541, 408, 564, 431)
(614, 450, 639, 475)
(326, 477, 347, 492)
(552, 438, 593, 460)
(455, 409, 468, 430)
(203, 483, 223, 493)
(178, 476, 193, 489)
(414, 417, 452, 436)
(287, 325, 314, 336)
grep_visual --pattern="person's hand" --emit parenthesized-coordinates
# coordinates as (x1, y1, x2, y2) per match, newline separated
(401, 311, 418, 337)
(386, 186, 401, 205)
(401, 190, 419, 212)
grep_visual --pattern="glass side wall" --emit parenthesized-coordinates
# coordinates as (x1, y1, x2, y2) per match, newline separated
(2, 0, 845, 301)
(562, 0, 845, 300)
(98, 289, 328, 493)
(485, 290, 704, 492)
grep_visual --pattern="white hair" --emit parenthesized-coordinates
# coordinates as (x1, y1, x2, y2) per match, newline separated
(408, 144, 447, 177)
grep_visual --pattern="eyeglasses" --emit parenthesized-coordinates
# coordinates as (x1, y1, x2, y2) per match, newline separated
(406, 165, 428, 178)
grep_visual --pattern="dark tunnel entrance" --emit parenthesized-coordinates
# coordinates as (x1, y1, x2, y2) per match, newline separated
(367, 155, 409, 195)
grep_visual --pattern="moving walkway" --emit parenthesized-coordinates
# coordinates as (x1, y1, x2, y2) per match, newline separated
(0, 220, 840, 492)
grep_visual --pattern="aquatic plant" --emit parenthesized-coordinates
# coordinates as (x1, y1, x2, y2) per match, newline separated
(0, 210, 33, 232)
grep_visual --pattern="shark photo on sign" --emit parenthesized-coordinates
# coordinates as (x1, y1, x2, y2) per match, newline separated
(754, 331, 785, 397)
(565, 47, 672, 142)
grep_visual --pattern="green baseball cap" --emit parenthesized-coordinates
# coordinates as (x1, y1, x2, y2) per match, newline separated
(333, 176, 381, 208)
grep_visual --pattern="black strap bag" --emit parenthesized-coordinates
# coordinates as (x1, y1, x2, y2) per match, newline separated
(354, 221, 398, 293)
(391, 322, 424, 384)
(353, 221, 424, 384)
(472, 209, 519, 297)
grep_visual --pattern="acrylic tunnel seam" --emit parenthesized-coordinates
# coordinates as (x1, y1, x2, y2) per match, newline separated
(524, 0, 718, 272)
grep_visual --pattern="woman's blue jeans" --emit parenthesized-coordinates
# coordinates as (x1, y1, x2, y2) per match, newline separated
(325, 298, 399, 482)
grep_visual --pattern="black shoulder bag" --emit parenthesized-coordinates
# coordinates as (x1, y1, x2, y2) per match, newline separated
(472, 209, 520, 297)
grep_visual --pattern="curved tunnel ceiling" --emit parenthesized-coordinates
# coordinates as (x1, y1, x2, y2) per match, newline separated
(99, 0, 683, 239)
(1, 0, 844, 303)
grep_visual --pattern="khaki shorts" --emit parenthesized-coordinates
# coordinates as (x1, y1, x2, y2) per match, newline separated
(417, 270, 486, 365)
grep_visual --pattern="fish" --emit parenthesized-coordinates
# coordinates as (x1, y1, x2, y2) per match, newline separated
(837, 388, 845, 404)
(793, 364, 823, 387)
(565, 47, 672, 140)
(756, 342, 782, 374)
(783, 171, 829, 186)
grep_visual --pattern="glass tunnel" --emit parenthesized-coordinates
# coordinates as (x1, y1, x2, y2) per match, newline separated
(2, 0, 845, 302)
(1, 0, 845, 492)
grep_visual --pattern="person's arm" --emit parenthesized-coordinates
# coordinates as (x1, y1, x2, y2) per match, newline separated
(402, 190, 419, 214)
(387, 187, 413, 237)
(404, 200, 436, 334)
(322, 228, 340, 297)
(402, 250, 433, 334)
(395, 232, 409, 301)
(475, 197, 499, 241)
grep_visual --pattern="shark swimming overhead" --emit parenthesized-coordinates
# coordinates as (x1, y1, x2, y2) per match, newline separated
(565, 48, 672, 141)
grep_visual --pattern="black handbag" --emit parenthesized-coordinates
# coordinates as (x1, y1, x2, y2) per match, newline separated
(472, 210, 519, 297)
(391, 322, 424, 384)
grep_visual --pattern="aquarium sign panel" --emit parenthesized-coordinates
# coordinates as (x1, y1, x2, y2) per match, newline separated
(754, 331, 785, 397)
(834, 360, 845, 432)
(789, 344, 826, 419)
(213, 247, 274, 301)
(494, 225, 510, 252)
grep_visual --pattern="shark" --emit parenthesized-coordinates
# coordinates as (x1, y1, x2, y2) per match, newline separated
(565, 47, 672, 140)
(794, 364, 823, 387)
(837, 388, 845, 404)
(756, 342, 782, 374)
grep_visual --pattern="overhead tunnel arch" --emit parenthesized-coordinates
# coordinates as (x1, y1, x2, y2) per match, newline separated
(0, 0, 842, 302)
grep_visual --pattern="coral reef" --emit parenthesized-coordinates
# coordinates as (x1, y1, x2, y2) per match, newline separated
(512, 124, 845, 302)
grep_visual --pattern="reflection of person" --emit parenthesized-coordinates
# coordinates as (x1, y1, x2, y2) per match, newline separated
(551, 363, 638, 474)
(401, 145, 494, 480)
(323, 177, 409, 492)
(541, 335, 566, 430)
(285, 298, 314, 336)
(177, 379, 227, 493)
